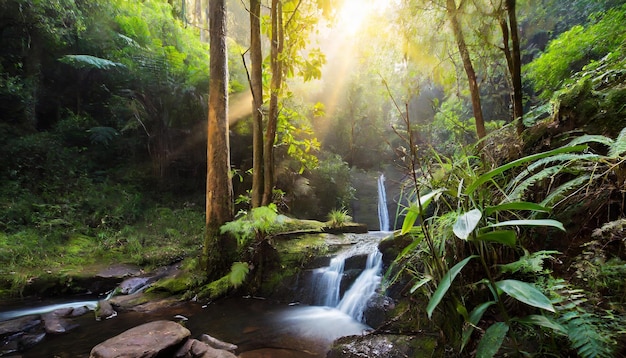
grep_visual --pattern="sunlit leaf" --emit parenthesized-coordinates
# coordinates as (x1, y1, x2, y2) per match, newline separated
(495, 279, 555, 312)
(410, 276, 432, 294)
(400, 189, 444, 235)
(476, 322, 509, 358)
(453, 209, 482, 240)
(427, 255, 478, 319)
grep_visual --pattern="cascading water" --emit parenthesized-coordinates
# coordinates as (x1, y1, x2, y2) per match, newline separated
(377, 174, 390, 232)
(309, 234, 384, 322)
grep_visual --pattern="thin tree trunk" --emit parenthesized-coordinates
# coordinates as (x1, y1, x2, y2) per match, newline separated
(506, 0, 524, 135)
(204, 0, 234, 276)
(250, 0, 264, 208)
(446, 0, 486, 141)
(263, 0, 283, 206)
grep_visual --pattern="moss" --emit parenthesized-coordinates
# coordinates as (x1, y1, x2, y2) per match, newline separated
(197, 275, 231, 299)
(147, 272, 197, 294)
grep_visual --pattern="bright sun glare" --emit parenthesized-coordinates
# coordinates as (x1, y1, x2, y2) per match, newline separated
(337, 0, 388, 35)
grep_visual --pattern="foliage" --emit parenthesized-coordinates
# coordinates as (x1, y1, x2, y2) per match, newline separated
(326, 208, 352, 228)
(525, 4, 626, 99)
(219, 204, 284, 247)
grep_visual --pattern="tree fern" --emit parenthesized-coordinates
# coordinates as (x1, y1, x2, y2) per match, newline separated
(59, 54, 126, 70)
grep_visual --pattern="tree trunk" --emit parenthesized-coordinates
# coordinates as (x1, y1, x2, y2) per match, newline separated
(446, 0, 486, 142)
(250, 0, 264, 208)
(506, 0, 524, 135)
(204, 0, 234, 276)
(263, 0, 283, 206)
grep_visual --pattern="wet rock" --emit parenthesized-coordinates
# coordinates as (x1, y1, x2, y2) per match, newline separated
(363, 294, 395, 329)
(94, 300, 116, 321)
(89, 320, 190, 358)
(175, 338, 237, 358)
(119, 277, 152, 295)
(0, 315, 41, 337)
(0, 339, 19, 355)
(344, 254, 367, 271)
(199, 334, 238, 352)
(19, 331, 46, 350)
(378, 233, 414, 269)
(41, 311, 78, 334)
(327, 333, 436, 358)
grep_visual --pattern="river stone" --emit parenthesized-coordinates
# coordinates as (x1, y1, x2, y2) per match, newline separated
(95, 300, 117, 321)
(327, 333, 436, 358)
(199, 334, 238, 352)
(175, 338, 237, 358)
(89, 320, 191, 358)
(42, 311, 78, 334)
(363, 294, 395, 329)
(118, 277, 152, 295)
(0, 315, 41, 337)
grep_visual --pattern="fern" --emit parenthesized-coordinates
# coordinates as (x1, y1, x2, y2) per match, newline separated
(59, 54, 126, 70)
(608, 127, 626, 158)
(507, 165, 564, 201)
(228, 262, 249, 287)
(567, 134, 614, 148)
(540, 174, 592, 207)
(560, 311, 615, 358)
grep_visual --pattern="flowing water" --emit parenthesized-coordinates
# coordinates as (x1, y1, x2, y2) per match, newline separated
(377, 174, 390, 232)
(1, 233, 387, 357)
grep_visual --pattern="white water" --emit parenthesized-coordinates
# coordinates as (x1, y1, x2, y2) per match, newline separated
(0, 300, 98, 322)
(310, 234, 384, 322)
(377, 174, 390, 232)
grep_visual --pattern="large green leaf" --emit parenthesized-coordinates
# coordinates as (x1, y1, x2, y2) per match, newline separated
(400, 189, 444, 235)
(488, 219, 565, 232)
(60, 54, 126, 70)
(453, 209, 482, 240)
(485, 202, 551, 216)
(476, 322, 509, 358)
(465, 145, 587, 195)
(495, 279, 555, 312)
(426, 255, 478, 319)
(515, 315, 567, 334)
(474, 230, 516, 247)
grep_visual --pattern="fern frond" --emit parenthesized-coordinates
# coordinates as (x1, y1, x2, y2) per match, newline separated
(560, 313, 614, 358)
(608, 127, 626, 158)
(506, 153, 599, 192)
(507, 165, 564, 201)
(567, 134, 614, 148)
(59, 54, 126, 70)
(540, 174, 592, 207)
(228, 262, 249, 287)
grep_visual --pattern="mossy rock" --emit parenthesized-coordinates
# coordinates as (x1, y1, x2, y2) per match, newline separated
(147, 272, 197, 294)
(327, 333, 437, 358)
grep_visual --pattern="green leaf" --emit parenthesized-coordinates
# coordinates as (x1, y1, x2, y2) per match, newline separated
(410, 276, 432, 294)
(609, 127, 626, 158)
(228, 262, 249, 287)
(488, 219, 565, 232)
(453, 209, 482, 240)
(474, 230, 516, 247)
(461, 301, 495, 352)
(59, 54, 126, 70)
(515, 315, 567, 334)
(485, 202, 551, 216)
(426, 255, 478, 319)
(400, 189, 444, 235)
(495, 279, 555, 312)
(465, 145, 587, 195)
(476, 322, 509, 358)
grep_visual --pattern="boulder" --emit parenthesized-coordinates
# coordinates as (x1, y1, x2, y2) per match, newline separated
(363, 294, 395, 329)
(175, 338, 237, 358)
(42, 311, 78, 334)
(199, 334, 238, 352)
(89, 320, 190, 358)
(95, 300, 117, 321)
(0, 315, 41, 337)
(327, 333, 437, 358)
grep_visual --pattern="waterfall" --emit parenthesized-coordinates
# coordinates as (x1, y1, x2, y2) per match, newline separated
(377, 174, 390, 232)
(309, 234, 384, 322)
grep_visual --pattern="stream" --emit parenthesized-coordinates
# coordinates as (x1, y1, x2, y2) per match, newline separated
(0, 232, 388, 357)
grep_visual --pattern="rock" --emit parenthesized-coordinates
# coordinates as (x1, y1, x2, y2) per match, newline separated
(363, 294, 395, 329)
(175, 338, 237, 358)
(378, 233, 414, 269)
(119, 277, 152, 295)
(19, 331, 46, 350)
(90, 320, 191, 358)
(42, 311, 78, 334)
(199, 334, 238, 352)
(327, 333, 437, 358)
(0, 315, 41, 337)
(322, 224, 368, 234)
(94, 300, 116, 321)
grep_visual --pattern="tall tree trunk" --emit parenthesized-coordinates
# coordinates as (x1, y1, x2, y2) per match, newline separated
(250, 0, 264, 208)
(446, 0, 487, 141)
(262, 0, 283, 206)
(506, 0, 523, 135)
(204, 0, 234, 276)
